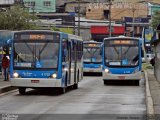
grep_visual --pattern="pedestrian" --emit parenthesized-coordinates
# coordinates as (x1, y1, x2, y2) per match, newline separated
(150, 57, 155, 66)
(2, 54, 10, 81)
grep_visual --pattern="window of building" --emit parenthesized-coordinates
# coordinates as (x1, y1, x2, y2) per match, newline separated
(43, 1, 51, 7)
(25, 1, 35, 7)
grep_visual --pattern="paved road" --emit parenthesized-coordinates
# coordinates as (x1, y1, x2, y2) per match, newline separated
(0, 77, 146, 120)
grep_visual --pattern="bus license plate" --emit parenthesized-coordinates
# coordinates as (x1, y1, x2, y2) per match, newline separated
(31, 80, 40, 83)
(118, 76, 125, 79)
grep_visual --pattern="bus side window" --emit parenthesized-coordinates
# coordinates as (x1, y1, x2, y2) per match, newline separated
(62, 39, 68, 62)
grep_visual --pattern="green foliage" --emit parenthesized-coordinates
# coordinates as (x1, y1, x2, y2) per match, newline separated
(51, 27, 74, 34)
(0, 5, 37, 30)
(51, 27, 60, 31)
(151, 10, 160, 30)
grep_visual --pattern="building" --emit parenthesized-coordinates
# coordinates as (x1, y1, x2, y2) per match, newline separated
(123, 17, 150, 37)
(23, 0, 56, 13)
(91, 25, 125, 42)
(56, 0, 106, 13)
(0, 0, 14, 8)
(56, 0, 106, 7)
(86, 3, 107, 20)
(86, 2, 148, 20)
(65, 1, 89, 15)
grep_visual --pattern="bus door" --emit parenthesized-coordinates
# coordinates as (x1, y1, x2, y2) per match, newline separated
(62, 39, 70, 86)
(71, 40, 77, 84)
(68, 41, 72, 85)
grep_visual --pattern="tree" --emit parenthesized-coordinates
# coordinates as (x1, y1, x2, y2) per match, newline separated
(0, 5, 37, 30)
(151, 10, 160, 30)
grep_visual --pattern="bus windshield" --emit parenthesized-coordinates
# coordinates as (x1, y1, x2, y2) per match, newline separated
(83, 47, 102, 63)
(14, 41, 59, 69)
(104, 40, 139, 67)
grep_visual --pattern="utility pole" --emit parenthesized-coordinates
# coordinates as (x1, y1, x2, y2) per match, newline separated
(32, 6, 35, 17)
(132, 6, 136, 37)
(77, 0, 81, 36)
(109, 0, 112, 37)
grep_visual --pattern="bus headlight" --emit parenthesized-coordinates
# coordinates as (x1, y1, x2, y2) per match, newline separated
(52, 73, 57, 79)
(13, 72, 19, 78)
(105, 68, 109, 73)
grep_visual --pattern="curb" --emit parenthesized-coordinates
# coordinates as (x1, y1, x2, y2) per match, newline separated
(144, 71, 155, 118)
(0, 85, 17, 94)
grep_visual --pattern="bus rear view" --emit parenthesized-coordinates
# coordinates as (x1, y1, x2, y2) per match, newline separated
(102, 37, 142, 84)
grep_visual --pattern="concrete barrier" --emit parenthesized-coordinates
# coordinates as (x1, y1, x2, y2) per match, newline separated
(144, 71, 155, 119)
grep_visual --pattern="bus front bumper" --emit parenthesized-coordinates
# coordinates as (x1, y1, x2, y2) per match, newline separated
(10, 78, 62, 88)
(103, 71, 141, 80)
(83, 68, 102, 73)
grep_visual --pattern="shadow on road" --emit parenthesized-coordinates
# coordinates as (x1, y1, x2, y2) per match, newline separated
(104, 80, 139, 86)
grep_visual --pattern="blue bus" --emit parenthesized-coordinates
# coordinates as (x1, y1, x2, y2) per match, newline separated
(102, 36, 142, 84)
(83, 41, 102, 75)
(10, 30, 83, 94)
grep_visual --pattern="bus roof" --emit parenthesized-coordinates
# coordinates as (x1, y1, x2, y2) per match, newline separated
(83, 40, 102, 44)
(68, 34, 83, 41)
(13, 30, 62, 34)
(104, 36, 140, 41)
(13, 30, 83, 41)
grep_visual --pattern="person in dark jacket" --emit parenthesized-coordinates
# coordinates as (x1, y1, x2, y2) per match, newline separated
(2, 54, 10, 81)
(150, 57, 155, 66)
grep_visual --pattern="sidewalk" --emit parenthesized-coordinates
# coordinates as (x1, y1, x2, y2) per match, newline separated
(146, 69, 160, 116)
(0, 74, 16, 94)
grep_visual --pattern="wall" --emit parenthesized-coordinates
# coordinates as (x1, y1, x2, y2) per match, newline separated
(154, 43, 160, 82)
(86, 2, 148, 20)
(0, 0, 14, 5)
(23, 0, 56, 13)
(65, 2, 89, 14)
(86, 3, 107, 20)
(111, 2, 148, 20)
(75, 28, 91, 41)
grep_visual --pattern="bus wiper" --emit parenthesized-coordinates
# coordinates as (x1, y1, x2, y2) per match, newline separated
(123, 47, 130, 56)
(38, 49, 41, 61)
(113, 47, 119, 55)
(25, 42, 34, 55)
(39, 43, 48, 55)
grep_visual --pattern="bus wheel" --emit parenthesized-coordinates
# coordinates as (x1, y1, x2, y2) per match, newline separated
(61, 87, 66, 94)
(104, 81, 108, 85)
(73, 83, 78, 89)
(18, 87, 26, 95)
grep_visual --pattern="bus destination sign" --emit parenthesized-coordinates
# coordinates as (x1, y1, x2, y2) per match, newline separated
(113, 40, 131, 44)
(84, 43, 100, 47)
(30, 35, 46, 40)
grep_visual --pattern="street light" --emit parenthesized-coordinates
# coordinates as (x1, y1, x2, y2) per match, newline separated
(108, 0, 112, 37)
(132, 7, 136, 37)
(76, 0, 81, 36)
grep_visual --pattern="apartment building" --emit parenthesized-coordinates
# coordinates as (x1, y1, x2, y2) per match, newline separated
(23, 0, 56, 13)
(0, 0, 14, 7)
